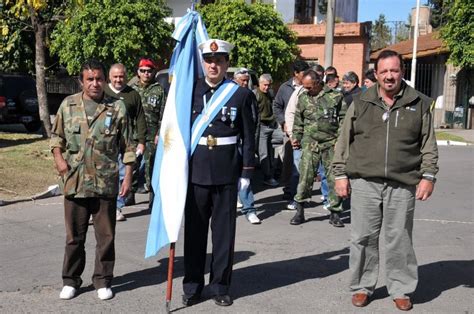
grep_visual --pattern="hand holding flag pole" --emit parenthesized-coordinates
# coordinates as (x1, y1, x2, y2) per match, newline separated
(144, 4, 208, 313)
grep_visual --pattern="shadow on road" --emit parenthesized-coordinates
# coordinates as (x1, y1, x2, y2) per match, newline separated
(372, 259, 474, 304)
(415, 259, 474, 304)
(231, 247, 349, 300)
(112, 251, 255, 294)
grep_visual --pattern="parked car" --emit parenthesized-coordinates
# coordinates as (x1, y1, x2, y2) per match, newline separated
(0, 74, 41, 132)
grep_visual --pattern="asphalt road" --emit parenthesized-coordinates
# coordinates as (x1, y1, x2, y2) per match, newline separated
(1, 146, 473, 313)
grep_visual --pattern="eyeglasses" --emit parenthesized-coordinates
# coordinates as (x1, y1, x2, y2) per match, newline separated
(235, 69, 249, 75)
(139, 68, 153, 74)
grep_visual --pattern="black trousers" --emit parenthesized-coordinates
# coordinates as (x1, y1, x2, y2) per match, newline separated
(62, 197, 116, 289)
(183, 182, 238, 296)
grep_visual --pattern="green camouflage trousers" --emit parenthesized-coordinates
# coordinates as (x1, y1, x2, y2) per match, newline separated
(144, 141, 157, 191)
(294, 140, 342, 212)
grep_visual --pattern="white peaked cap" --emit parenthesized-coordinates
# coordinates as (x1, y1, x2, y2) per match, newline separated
(199, 39, 234, 56)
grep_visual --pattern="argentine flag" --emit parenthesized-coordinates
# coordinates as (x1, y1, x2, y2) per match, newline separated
(145, 10, 209, 258)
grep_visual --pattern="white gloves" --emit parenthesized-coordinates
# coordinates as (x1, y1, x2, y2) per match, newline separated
(238, 177, 250, 190)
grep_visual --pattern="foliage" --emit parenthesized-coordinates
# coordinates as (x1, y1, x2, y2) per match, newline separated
(393, 15, 411, 44)
(439, 0, 474, 67)
(371, 14, 392, 51)
(198, 0, 299, 82)
(0, 0, 69, 73)
(425, 0, 453, 29)
(0, 14, 35, 73)
(50, 0, 174, 76)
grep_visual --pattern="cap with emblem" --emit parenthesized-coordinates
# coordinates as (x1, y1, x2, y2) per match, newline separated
(199, 39, 234, 57)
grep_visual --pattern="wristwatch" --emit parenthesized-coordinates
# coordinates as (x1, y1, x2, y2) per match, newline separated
(422, 174, 437, 183)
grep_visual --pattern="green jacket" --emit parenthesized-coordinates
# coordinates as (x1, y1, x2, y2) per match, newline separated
(131, 80, 166, 142)
(332, 82, 439, 186)
(50, 92, 135, 198)
(104, 84, 146, 145)
(293, 85, 347, 148)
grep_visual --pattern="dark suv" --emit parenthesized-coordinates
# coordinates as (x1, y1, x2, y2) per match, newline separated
(0, 74, 41, 132)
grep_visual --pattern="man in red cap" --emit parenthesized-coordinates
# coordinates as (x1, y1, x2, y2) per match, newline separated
(130, 58, 166, 211)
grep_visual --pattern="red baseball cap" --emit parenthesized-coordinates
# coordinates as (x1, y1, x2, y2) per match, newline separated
(138, 58, 156, 69)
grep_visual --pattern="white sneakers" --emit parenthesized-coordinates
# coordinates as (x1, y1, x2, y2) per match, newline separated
(59, 286, 76, 300)
(97, 287, 113, 300)
(116, 210, 126, 221)
(236, 200, 243, 209)
(59, 286, 113, 300)
(246, 212, 261, 224)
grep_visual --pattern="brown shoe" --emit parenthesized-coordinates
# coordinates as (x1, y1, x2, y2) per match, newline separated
(394, 298, 413, 311)
(352, 293, 369, 307)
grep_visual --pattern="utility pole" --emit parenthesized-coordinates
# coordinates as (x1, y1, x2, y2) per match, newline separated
(410, 0, 421, 88)
(324, 0, 335, 68)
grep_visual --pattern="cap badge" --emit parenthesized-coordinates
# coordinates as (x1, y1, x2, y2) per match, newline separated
(210, 41, 218, 52)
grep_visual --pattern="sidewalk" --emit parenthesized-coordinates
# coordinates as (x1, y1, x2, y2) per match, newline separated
(436, 128, 474, 145)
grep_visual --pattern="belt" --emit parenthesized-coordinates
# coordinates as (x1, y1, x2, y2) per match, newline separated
(198, 135, 238, 150)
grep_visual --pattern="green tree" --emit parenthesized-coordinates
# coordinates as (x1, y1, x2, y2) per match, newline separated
(51, 0, 174, 77)
(371, 14, 392, 50)
(199, 0, 299, 82)
(1, 0, 76, 137)
(425, 0, 453, 29)
(439, 0, 474, 67)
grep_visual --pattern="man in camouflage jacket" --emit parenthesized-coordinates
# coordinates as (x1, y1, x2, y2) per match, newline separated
(130, 58, 166, 210)
(51, 60, 135, 301)
(290, 69, 347, 227)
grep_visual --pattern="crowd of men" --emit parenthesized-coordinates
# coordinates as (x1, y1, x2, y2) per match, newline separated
(50, 38, 438, 312)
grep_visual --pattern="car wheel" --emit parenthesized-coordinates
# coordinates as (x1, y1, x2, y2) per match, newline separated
(24, 121, 42, 132)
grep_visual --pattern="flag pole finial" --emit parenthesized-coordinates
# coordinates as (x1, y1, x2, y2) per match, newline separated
(191, 0, 197, 11)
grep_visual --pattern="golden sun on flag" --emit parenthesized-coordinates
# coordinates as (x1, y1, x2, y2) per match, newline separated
(163, 127, 174, 152)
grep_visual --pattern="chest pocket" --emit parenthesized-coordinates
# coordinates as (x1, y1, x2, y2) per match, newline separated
(99, 110, 119, 153)
(65, 123, 81, 153)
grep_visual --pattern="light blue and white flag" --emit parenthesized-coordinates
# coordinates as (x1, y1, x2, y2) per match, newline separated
(145, 10, 209, 258)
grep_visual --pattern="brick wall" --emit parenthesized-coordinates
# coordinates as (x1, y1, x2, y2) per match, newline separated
(289, 22, 371, 83)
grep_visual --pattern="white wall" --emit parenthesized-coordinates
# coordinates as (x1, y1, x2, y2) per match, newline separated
(274, 0, 296, 23)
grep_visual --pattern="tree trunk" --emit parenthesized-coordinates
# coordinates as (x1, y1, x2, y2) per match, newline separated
(30, 10, 52, 138)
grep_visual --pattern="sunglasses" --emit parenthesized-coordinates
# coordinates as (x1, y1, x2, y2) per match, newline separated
(139, 68, 153, 74)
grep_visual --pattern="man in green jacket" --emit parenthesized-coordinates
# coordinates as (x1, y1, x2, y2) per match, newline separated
(291, 69, 346, 227)
(130, 58, 166, 210)
(105, 63, 146, 221)
(51, 59, 135, 301)
(332, 50, 439, 311)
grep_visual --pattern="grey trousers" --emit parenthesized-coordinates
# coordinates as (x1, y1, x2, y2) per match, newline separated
(349, 178, 417, 299)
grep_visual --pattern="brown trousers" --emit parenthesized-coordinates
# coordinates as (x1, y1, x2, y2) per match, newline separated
(62, 197, 116, 289)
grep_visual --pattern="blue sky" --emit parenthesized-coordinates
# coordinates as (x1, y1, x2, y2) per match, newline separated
(358, 0, 421, 23)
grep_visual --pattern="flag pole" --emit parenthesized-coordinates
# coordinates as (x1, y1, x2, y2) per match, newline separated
(165, 242, 176, 313)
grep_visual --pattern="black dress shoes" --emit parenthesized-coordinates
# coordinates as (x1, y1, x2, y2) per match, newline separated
(329, 212, 344, 227)
(213, 294, 233, 306)
(182, 294, 201, 306)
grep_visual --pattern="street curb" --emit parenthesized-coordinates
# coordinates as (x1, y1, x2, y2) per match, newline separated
(0, 185, 61, 207)
(436, 140, 471, 146)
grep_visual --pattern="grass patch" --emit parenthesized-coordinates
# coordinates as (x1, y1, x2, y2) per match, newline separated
(435, 131, 467, 143)
(0, 132, 58, 201)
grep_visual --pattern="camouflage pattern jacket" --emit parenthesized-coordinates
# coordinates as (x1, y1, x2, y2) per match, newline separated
(131, 81, 166, 142)
(293, 86, 347, 148)
(50, 92, 136, 198)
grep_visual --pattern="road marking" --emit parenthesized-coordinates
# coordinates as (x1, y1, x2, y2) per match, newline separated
(415, 218, 474, 225)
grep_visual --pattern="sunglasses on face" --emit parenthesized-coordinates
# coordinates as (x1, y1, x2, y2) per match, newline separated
(139, 68, 153, 74)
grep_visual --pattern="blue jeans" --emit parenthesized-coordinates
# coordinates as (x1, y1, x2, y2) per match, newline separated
(238, 182, 256, 215)
(318, 161, 329, 201)
(116, 155, 126, 209)
(287, 148, 302, 198)
(117, 154, 145, 209)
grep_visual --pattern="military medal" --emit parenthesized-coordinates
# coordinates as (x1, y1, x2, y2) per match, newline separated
(104, 111, 113, 134)
(230, 107, 237, 128)
(221, 107, 227, 122)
